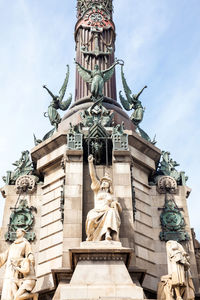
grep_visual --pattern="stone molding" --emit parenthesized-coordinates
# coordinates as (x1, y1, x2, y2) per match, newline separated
(69, 247, 133, 269)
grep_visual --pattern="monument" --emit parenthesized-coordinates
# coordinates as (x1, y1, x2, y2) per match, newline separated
(0, 1, 200, 299)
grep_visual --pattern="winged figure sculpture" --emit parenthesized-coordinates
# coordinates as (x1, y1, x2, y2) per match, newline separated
(119, 65, 147, 126)
(75, 59, 124, 100)
(43, 65, 72, 129)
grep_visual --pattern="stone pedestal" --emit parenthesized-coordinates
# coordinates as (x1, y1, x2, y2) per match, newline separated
(53, 244, 144, 300)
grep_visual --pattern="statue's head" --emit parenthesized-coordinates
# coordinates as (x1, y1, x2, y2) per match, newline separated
(100, 173, 113, 193)
(135, 101, 142, 108)
(94, 64, 99, 70)
(16, 228, 26, 238)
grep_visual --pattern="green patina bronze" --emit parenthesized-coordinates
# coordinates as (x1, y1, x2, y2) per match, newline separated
(160, 194, 190, 242)
(43, 65, 72, 129)
(80, 102, 113, 127)
(33, 128, 56, 146)
(77, 0, 113, 18)
(119, 65, 147, 126)
(81, 32, 113, 63)
(75, 59, 123, 101)
(119, 65, 156, 144)
(2, 151, 34, 185)
(86, 122, 110, 165)
(5, 199, 36, 242)
(67, 123, 83, 150)
(112, 122, 128, 151)
(156, 151, 188, 185)
(136, 126, 157, 145)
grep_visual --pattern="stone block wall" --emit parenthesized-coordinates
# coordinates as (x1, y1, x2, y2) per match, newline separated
(36, 163, 65, 292)
(63, 150, 83, 268)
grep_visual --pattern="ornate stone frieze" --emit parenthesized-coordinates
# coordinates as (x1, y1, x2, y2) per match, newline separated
(157, 176, 177, 194)
(77, 253, 126, 262)
(15, 175, 38, 194)
(77, 0, 113, 20)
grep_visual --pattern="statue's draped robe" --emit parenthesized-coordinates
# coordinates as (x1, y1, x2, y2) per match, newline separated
(157, 276, 174, 300)
(86, 180, 121, 241)
(91, 70, 104, 98)
(165, 241, 195, 300)
(167, 243, 186, 287)
(0, 238, 32, 300)
(48, 100, 61, 126)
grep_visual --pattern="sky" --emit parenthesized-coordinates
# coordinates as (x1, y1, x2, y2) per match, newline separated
(0, 0, 200, 238)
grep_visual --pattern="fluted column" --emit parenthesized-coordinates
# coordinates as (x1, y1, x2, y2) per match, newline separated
(75, 0, 117, 101)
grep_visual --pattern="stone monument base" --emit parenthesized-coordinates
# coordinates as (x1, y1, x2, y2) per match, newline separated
(53, 244, 144, 300)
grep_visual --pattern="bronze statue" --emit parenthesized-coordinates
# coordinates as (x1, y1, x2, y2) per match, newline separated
(75, 59, 123, 100)
(119, 65, 147, 126)
(2, 151, 34, 185)
(43, 65, 72, 129)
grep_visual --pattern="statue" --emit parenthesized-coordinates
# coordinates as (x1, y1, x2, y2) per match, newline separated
(156, 151, 188, 185)
(43, 65, 72, 129)
(157, 240, 195, 300)
(75, 59, 124, 100)
(2, 151, 34, 185)
(85, 154, 122, 241)
(11, 253, 37, 300)
(191, 229, 200, 274)
(0, 228, 33, 300)
(119, 65, 147, 126)
(119, 65, 157, 144)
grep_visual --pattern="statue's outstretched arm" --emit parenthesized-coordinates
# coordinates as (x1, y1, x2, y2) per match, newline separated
(88, 155, 100, 191)
(103, 59, 124, 74)
(103, 61, 117, 74)
(135, 85, 147, 100)
(75, 60, 91, 74)
(43, 85, 56, 99)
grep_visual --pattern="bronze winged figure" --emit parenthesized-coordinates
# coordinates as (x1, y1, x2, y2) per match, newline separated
(119, 65, 147, 126)
(75, 59, 124, 101)
(43, 65, 72, 129)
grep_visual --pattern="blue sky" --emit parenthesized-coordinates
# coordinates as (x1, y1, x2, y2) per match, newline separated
(0, 0, 200, 238)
